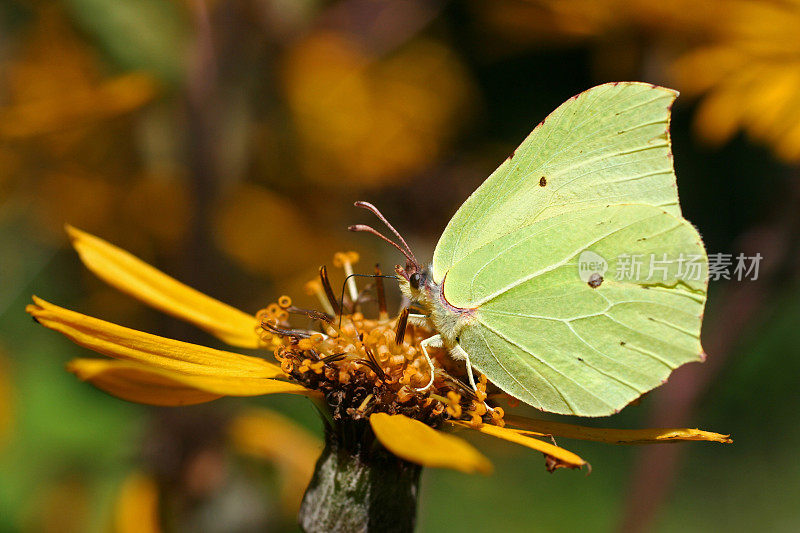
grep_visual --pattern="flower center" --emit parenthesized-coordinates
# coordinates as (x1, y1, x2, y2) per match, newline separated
(254, 256, 506, 429)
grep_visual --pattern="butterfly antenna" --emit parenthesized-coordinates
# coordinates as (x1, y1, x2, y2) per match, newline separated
(353, 201, 418, 265)
(348, 224, 417, 266)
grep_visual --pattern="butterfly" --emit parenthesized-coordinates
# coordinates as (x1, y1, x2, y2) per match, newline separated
(351, 82, 708, 417)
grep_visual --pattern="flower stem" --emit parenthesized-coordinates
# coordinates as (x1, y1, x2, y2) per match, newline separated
(299, 420, 422, 533)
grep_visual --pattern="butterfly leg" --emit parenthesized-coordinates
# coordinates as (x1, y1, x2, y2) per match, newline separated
(453, 344, 495, 415)
(454, 345, 478, 390)
(414, 334, 442, 392)
(407, 313, 429, 327)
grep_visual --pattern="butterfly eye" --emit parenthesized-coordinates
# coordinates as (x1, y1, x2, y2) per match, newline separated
(409, 272, 421, 290)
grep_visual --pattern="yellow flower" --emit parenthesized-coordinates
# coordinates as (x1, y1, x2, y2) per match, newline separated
(28, 226, 730, 478)
(282, 32, 474, 187)
(486, 0, 800, 161)
(0, 7, 158, 141)
(671, 0, 800, 161)
(114, 472, 160, 533)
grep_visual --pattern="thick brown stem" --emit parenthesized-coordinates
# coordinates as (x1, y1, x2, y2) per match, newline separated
(298, 421, 421, 533)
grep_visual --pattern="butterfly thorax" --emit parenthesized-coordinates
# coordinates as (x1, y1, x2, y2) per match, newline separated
(398, 265, 476, 350)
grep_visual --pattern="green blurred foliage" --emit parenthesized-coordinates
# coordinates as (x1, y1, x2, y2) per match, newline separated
(1, 0, 799, 531)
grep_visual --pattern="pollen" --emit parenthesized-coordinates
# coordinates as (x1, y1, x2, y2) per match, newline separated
(261, 252, 508, 429)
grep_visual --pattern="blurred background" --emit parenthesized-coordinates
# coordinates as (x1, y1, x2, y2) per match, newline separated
(1, 0, 799, 531)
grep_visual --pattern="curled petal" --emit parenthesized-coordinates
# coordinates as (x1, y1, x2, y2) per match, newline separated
(503, 415, 732, 444)
(453, 421, 586, 471)
(28, 297, 282, 377)
(68, 358, 314, 406)
(370, 413, 492, 474)
(66, 225, 261, 348)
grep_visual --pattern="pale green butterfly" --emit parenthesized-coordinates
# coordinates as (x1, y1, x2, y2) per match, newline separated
(351, 82, 708, 417)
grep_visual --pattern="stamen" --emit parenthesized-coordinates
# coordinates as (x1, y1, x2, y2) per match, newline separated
(334, 252, 360, 307)
(287, 305, 333, 324)
(469, 413, 483, 428)
(364, 345, 386, 381)
(446, 391, 462, 418)
(262, 320, 313, 339)
(375, 264, 388, 320)
(394, 307, 409, 345)
(357, 393, 374, 412)
(321, 352, 347, 364)
(304, 279, 335, 316)
(319, 266, 341, 317)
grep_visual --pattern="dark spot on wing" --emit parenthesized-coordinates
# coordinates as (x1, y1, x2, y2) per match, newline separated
(619, 341, 626, 346)
(588, 273, 603, 288)
(539, 176, 547, 187)
(508, 149, 516, 160)
(577, 357, 584, 362)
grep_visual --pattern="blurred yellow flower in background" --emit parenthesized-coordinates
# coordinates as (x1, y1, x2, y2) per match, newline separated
(0, 6, 185, 253)
(24, 476, 90, 533)
(114, 472, 160, 533)
(0, 7, 158, 141)
(283, 32, 474, 187)
(671, 0, 800, 161)
(485, 0, 800, 163)
(230, 409, 322, 514)
(213, 183, 341, 278)
(478, 0, 719, 46)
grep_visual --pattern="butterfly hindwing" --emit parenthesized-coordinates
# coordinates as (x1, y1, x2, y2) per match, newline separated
(448, 204, 707, 416)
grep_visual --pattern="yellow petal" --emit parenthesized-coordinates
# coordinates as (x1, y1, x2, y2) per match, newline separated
(66, 225, 261, 348)
(68, 358, 313, 406)
(230, 409, 322, 513)
(503, 415, 732, 444)
(370, 413, 492, 474)
(28, 297, 281, 377)
(454, 421, 586, 470)
(114, 472, 161, 533)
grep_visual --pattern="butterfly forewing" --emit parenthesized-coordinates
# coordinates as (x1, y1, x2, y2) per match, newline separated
(432, 82, 680, 284)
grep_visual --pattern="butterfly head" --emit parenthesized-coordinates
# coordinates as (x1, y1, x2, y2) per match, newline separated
(394, 260, 433, 302)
